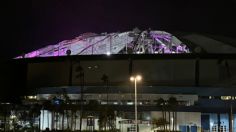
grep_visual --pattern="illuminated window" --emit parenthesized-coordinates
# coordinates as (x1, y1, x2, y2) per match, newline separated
(101, 101, 107, 105)
(127, 102, 134, 105)
(221, 96, 232, 100)
(26, 96, 37, 100)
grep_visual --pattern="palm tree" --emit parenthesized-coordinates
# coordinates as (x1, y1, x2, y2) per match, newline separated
(168, 97, 178, 131)
(98, 106, 108, 131)
(156, 98, 168, 131)
(25, 104, 41, 131)
(75, 65, 85, 132)
(107, 106, 116, 130)
(86, 100, 99, 131)
(101, 74, 109, 106)
(166, 103, 171, 132)
(101, 74, 110, 131)
(62, 88, 71, 130)
(97, 105, 116, 131)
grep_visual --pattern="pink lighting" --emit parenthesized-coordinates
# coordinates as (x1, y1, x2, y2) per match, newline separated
(15, 30, 190, 59)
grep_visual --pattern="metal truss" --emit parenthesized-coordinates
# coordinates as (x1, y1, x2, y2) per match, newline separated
(16, 30, 190, 58)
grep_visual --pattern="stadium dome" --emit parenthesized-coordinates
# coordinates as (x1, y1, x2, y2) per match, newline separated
(16, 29, 191, 58)
(176, 33, 236, 54)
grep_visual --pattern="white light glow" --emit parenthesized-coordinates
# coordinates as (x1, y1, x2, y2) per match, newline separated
(10, 115, 16, 119)
(210, 122, 213, 127)
(136, 75, 142, 81)
(127, 102, 134, 105)
(101, 102, 107, 105)
(106, 52, 111, 56)
(130, 76, 135, 81)
(130, 75, 142, 81)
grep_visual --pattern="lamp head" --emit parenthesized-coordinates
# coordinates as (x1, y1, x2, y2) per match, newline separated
(136, 75, 142, 81)
(130, 76, 135, 81)
(130, 75, 142, 81)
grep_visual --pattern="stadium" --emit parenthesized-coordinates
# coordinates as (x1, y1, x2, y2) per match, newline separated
(1, 29, 236, 132)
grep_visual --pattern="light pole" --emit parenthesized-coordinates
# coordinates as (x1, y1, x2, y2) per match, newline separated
(130, 75, 142, 132)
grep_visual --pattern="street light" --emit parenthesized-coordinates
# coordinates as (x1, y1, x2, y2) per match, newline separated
(130, 75, 142, 132)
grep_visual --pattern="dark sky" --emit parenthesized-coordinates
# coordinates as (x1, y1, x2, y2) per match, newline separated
(1, 0, 236, 59)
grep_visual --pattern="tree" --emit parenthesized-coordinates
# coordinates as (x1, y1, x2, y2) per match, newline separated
(17, 104, 41, 131)
(100, 74, 113, 131)
(107, 106, 116, 130)
(61, 89, 71, 130)
(75, 65, 85, 132)
(156, 98, 168, 131)
(152, 118, 169, 131)
(168, 97, 178, 131)
(98, 106, 116, 131)
(85, 100, 99, 131)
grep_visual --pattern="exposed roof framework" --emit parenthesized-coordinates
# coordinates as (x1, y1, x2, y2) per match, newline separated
(16, 29, 190, 58)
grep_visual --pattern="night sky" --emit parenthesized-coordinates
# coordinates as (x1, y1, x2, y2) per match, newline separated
(1, 0, 236, 59)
